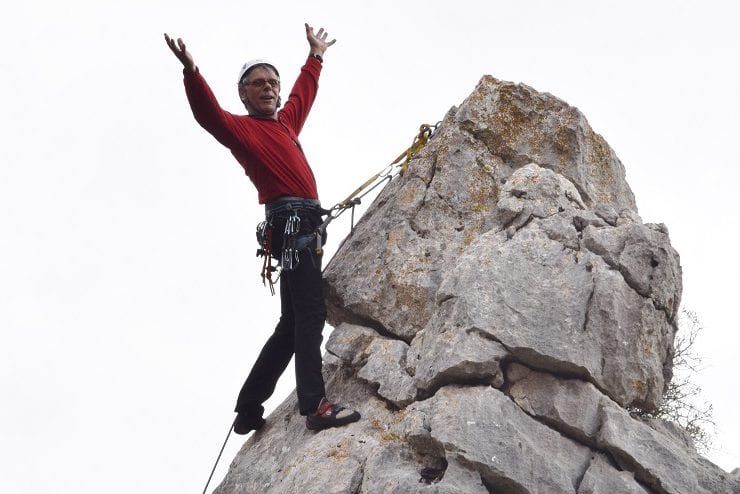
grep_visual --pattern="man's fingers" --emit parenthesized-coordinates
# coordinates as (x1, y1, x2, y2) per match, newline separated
(165, 35, 181, 57)
(305, 23, 336, 48)
(164, 33, 182, 54)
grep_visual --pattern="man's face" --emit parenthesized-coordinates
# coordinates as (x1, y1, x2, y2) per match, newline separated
(239, 67, 280, 117)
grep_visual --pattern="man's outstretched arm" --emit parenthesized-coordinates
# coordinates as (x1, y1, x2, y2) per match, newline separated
(305, 23, 336, 59)
(278, 24, 336, 133)
(164, 33, 243, 149)
(164, 33, 197, 73)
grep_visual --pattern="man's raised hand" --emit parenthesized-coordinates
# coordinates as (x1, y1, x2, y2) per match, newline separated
(164, 33, 196, 73)
(305, 24, 336, 57)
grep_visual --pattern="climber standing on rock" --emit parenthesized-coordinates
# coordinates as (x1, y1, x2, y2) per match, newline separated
(164, 24, 360, 434)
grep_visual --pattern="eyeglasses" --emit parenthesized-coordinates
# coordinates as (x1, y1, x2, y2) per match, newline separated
(243, 78, 280, 89)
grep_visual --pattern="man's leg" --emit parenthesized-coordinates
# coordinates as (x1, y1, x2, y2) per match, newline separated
(292, 244, 361, 430)
(286, 248, 327, 416)
(234, 278, 296, 428)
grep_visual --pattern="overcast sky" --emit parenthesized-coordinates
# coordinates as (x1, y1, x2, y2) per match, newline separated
(2, 1, 738, 492)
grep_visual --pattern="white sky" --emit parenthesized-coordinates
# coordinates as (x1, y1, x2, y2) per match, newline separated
(1, 1, 738, 492)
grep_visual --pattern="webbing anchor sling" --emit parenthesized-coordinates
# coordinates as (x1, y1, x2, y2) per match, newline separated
(314, 122, 440, 253)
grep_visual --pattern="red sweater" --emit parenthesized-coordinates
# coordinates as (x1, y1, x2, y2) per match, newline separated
(183, 57, 322, 204)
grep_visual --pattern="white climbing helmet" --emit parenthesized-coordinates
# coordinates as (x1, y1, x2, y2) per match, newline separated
(237, 59, 280, 85)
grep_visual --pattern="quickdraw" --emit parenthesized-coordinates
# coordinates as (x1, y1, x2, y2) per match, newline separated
(256, 219, 277, 295)
(281, 213, 301, 271)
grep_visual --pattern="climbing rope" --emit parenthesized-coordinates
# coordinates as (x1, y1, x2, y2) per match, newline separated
(339, 123, 438, 207)
(202, 420, 235, 494)
(316, 122, 441, 248)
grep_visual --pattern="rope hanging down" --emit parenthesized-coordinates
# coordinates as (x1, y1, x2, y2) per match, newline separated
(316, 122, 440, 249)
(202, 420, 235, 494)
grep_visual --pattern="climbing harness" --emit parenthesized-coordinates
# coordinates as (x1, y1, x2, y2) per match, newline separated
(254, 122, 440, 292)
(255, 197, 327, 293)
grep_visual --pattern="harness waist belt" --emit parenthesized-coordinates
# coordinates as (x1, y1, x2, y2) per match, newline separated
(265, 196, 322, 216)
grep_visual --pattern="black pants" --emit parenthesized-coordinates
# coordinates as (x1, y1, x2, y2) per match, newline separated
(235, 207, 327, 417)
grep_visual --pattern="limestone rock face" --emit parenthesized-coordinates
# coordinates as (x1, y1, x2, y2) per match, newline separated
(214, 77, 736, 493)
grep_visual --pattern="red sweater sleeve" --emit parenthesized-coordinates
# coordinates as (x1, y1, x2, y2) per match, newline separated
(183, 68, 244, 149)
(279, 57, 322, 136)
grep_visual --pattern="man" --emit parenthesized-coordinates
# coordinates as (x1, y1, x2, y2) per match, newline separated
(164, 24, 360, 433)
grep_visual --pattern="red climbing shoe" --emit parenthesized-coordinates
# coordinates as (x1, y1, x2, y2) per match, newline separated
(306, 398, 361, 431)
